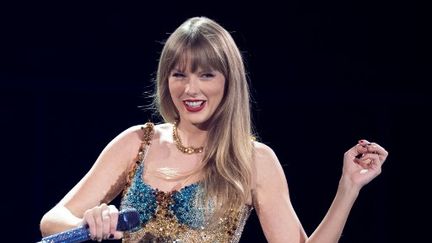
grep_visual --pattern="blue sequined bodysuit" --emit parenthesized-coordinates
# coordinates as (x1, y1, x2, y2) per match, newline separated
(120, 123, 253, 243)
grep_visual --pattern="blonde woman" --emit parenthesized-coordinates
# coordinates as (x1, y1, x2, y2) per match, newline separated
(40, 17, 388, 243)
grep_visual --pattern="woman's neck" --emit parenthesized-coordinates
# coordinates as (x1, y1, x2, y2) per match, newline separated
(176, 121, 208, 148)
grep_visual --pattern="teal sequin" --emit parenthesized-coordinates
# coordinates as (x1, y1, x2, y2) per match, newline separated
(171, 182, 206, 228)
(120, 163, 157, 229)
(121, 163, 206, 230)
(120, 161, 252, 243)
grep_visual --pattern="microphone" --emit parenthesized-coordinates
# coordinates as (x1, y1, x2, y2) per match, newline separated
(38, 208, 140, 243)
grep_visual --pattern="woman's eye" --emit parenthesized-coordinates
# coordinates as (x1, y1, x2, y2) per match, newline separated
(201, 73, 215, 79)
(172, 72, 185, 78)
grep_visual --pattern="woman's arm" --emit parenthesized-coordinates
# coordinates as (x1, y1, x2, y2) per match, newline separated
(253, 140, 387, 243)
(305, 176, 360, 242)
(39, 125, 144, 237)
(252, 142, 307, 243)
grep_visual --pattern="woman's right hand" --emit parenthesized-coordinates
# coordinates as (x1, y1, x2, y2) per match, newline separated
(82, 203, 124, 241)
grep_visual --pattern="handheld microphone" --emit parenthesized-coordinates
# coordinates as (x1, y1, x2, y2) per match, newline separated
(38, 208, 140, 243)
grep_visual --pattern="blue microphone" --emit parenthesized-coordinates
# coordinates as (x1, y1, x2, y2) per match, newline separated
(38, 208, 140, 243)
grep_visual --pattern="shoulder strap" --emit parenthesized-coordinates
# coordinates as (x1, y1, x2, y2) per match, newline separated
(123, 122, 155, 195)
(136, 122, 155, 163)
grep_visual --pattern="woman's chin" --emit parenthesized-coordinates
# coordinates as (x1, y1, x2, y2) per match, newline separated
(184, 116, 211, 128)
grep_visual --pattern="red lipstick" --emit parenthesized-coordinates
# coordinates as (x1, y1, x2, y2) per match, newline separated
(183, 100, 206, 112)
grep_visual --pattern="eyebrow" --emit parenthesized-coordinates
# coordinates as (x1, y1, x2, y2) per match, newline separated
(198, 68, 214, 73)
(171, 67, 215, 73)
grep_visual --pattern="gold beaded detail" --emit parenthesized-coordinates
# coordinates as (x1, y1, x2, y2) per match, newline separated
(122, 185, 253, 243)
(172, 121, 204, 154)
(123, 122, 154, 197)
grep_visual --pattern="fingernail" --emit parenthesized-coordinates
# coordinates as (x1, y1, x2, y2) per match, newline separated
(109, 234, 114, 239)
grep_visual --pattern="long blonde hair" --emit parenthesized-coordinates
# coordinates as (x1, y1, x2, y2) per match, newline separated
(154, 17, 254, 220)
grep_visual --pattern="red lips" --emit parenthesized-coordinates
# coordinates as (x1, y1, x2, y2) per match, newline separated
(183, 100, 206, 112)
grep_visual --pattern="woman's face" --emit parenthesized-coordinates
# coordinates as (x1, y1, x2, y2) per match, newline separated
(168, 64, 225, 127)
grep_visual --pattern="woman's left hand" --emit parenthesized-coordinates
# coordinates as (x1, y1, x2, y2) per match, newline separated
(342, 139, 389, 189)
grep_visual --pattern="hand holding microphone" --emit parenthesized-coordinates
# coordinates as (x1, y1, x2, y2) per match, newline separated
(39, 205, 139, 243)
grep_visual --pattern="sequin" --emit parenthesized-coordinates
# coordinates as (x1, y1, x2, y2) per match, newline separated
(120, 123, 253, 243)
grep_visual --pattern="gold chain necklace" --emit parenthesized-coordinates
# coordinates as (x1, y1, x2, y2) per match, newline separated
(172, 121, 204, 154)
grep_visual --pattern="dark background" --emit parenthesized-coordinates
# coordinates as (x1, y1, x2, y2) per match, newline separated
(1, 1, 430, 242)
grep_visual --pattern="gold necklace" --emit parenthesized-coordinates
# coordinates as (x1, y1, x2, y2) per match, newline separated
(172, 121, 204, 154)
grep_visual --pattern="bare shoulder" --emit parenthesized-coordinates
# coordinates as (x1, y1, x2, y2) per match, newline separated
(253, 141, 280, 168)
(252, 141, 287, 189)
(118, 122, 162, 144)
(115, 122, 172, 152)
(104, 122, 161, 163)
(112, 124, 147, 145)
(154, 122, 171, 138)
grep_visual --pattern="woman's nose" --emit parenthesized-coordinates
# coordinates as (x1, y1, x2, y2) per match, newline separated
(185, 75, 200, 96)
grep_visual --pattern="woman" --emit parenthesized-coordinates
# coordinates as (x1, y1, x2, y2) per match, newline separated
(40, 16, 388, 243)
